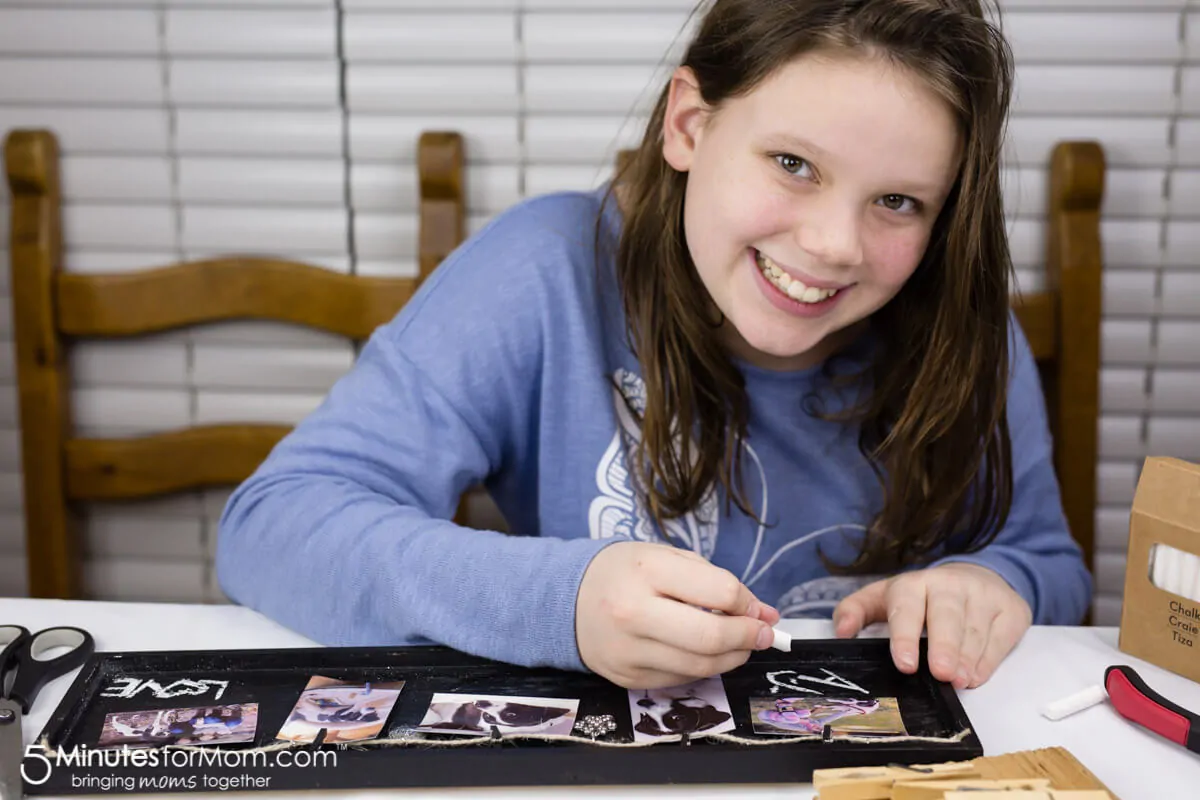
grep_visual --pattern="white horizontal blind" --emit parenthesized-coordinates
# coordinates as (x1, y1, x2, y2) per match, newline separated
(1, 2, 1197, 624)
(0, 0, 350, 603)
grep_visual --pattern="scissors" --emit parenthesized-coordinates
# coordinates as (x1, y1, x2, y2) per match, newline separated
(0, 625, 95, 800)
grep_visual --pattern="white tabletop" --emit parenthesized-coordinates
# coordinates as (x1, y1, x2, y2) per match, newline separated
(3, 598, 1199, 800)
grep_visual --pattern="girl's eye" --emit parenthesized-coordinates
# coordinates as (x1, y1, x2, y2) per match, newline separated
(879, 194, 919, 214)
(774, 153, 812, 177)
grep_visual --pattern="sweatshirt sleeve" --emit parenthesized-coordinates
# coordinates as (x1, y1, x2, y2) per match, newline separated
(930, 315, 1094, 625)
(215, 198, 619, 670)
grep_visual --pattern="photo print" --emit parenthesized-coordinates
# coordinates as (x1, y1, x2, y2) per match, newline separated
(276, 676, 405, 744)
(97, 703, 258, 749)
(750, 696, 907, 737)
(627, 676, 736, 743)
(416, 693, 579, 737)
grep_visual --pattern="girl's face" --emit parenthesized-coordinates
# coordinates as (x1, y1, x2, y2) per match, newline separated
(662, 51, 962, 371)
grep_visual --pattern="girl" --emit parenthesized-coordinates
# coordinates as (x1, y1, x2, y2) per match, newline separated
(217, 0, 1091, 692)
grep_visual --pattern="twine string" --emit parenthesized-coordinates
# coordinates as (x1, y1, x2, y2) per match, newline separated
(38, 727, 972, 757)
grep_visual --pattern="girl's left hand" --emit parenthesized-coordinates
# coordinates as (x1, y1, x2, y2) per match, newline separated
(831, 563, 1032, 690)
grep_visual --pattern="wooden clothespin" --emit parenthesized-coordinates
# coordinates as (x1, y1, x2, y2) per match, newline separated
(942, 793, 1112, 800)
(813, 760, 979, 800)
(891, 778, 1051, 799)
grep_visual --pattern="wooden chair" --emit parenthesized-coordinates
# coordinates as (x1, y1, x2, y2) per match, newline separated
(4, 128, 466, 599)
(1015, 141, 1104, 581)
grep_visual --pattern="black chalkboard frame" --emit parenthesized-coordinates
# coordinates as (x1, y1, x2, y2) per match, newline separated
(26, 637, 982, 794)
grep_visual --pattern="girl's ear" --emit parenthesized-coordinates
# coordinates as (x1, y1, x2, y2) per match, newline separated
(662, 66, 708, 172)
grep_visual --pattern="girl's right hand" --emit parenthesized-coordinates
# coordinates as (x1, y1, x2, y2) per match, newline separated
(575, 541, 780, 689)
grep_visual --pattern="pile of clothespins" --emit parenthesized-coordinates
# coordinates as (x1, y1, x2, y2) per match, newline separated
(812, 759, 1114, 799)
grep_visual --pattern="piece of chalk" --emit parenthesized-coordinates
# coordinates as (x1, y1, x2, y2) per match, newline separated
(771, 627, 792, 652)
(1152, 544, 1168, 591)
(1040, 685, 1107, 721)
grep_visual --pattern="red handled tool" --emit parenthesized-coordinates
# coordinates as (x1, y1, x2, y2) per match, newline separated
(1104, 664, 1200, 755)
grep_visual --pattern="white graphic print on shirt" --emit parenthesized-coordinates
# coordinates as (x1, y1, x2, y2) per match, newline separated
(587, 370, 872, 614)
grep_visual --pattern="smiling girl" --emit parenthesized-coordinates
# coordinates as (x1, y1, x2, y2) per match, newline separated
(217, 0, 1092, 692)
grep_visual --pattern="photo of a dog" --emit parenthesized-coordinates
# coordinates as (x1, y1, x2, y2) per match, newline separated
(627, 676, 735, 743)
(97, 703, 258, 749)
(750, 696, 906, 737)
(276, 676, 405, 744)
(416, 693, 579, 737)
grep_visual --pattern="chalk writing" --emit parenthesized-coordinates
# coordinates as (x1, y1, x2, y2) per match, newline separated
(100, 678, 229, 701)
(765, 669, 868, 696)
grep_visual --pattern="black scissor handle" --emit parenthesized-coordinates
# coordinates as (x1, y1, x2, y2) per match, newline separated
(0, 625, 30, 697)
(0, 625, 29, 661)
(0, 626, 27, 648)
(7, 627, 95, 714)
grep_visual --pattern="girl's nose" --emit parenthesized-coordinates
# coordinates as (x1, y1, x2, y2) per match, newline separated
(795, 203, 864, 269)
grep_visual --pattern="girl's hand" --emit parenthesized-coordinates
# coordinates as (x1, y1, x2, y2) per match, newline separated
(831, 563, 1032, 689)
(576, 541, 781, 689)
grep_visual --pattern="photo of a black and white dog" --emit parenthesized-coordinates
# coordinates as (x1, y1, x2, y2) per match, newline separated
(416, 693, 579, 737)
(628, 676, 735, 743)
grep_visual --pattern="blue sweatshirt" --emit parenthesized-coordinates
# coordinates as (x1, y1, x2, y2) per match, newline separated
(216, 188, 1092, 670)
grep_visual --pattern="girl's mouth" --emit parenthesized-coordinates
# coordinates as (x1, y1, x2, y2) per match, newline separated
(753, 249, 844, 303)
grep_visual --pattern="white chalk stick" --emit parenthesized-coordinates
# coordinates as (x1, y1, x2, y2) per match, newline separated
(771, 627, 792, 652)
(1152, 544, 1168, 591)
(1181, 552, 1200, 604)
(1190, 552, 1200, 604)
(1167, 548, 1184, 596)
(1041, 685, 1107, 721)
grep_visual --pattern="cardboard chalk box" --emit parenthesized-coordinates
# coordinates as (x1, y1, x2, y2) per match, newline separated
(1118, 456, 1200, 684)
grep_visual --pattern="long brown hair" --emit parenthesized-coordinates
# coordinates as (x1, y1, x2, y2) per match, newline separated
(606, 0, 1016, 574)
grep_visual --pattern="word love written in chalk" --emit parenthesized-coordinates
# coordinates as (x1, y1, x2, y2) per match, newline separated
(100, 678, 229, 701)
(765, 669, 868, 696)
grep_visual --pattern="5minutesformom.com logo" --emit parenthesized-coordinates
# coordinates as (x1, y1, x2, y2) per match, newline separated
(21, 742, 336, 787)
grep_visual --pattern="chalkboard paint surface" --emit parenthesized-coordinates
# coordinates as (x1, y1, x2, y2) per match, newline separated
(27, 638, 981, 793)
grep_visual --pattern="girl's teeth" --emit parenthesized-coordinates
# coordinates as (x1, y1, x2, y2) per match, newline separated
(756, 252, 839, 303)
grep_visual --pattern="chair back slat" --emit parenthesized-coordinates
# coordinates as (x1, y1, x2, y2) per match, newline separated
(65, 425, 292, 501)
(56, 259, 416, 340)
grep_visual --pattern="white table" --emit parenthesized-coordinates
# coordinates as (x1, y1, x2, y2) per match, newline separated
(4, 598, 1199, 799)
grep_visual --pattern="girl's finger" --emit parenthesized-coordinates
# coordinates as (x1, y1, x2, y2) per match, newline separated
(885, 579, 928, 674)
(611, 667, 707, 691)
(753, 602, 782, 626)
(832, 580, 888, 637)
(923, 584, 967, 683)
(954, 599, 996, 690)
(968, 611, 1027, 688)
(631, 638, 754, 683)
(629, 595, 770, 656)
(647, 550, 764, 619)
